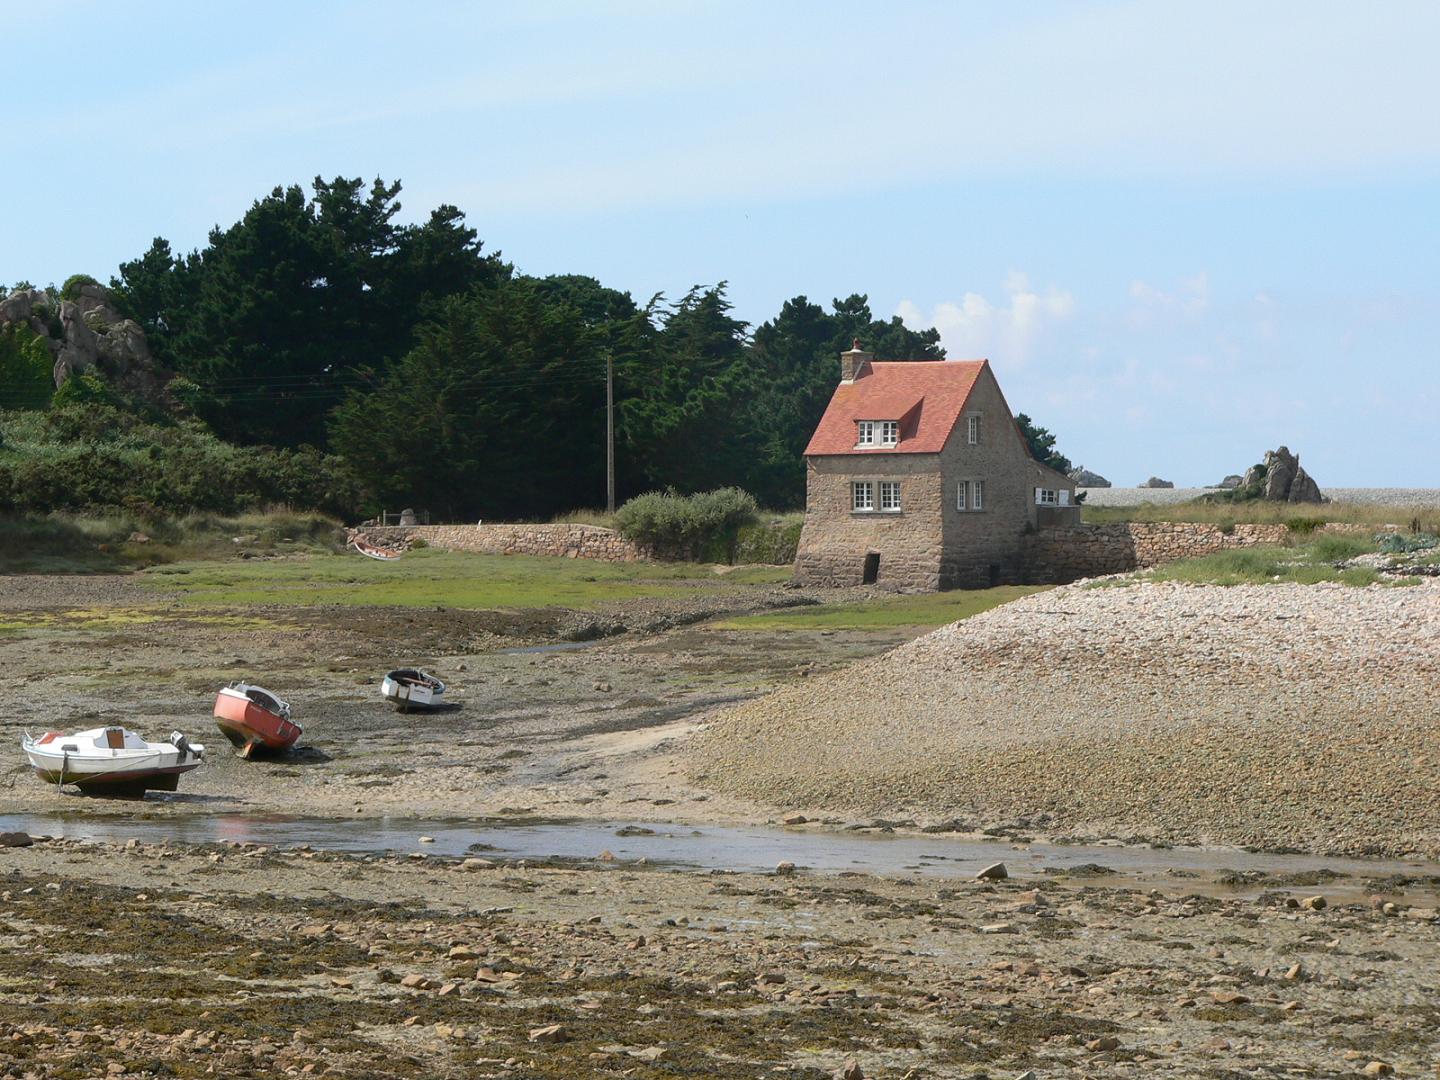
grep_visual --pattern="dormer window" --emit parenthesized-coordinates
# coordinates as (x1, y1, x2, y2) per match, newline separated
(856, 420, 899, 448)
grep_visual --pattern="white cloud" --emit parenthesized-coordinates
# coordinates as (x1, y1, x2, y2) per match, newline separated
(1128, 272, 1210, 317)
(896, 273, 1076, 364)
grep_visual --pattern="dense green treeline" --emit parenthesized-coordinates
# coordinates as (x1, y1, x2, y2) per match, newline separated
(4, 174, 1062, 521)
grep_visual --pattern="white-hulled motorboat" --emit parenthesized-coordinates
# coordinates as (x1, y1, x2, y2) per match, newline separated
(21, 726, 205, 795)
(380, 668, 445, 711)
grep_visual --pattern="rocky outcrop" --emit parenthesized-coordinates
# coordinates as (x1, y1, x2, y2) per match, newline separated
(0, 282, 169, 404)
(1139, 476, 1174, 488)
(1242, 446, 1325, 503)
(1217, 474, 1244, 489)
(1068, 466, 1110, 487)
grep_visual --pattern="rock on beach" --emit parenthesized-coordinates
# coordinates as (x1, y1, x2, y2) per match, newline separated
(690, 580, 1440, 858)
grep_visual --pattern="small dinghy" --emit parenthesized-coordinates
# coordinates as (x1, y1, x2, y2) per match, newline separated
(381, 668, 445, 711)
(213, 683, 301, 758)
(350, 536, 402, 561)
(22, 727, 205, 796)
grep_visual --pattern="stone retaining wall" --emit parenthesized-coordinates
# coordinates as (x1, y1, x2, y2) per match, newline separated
(357, 523, 651, 562)
(1020, 521, 1377, 584)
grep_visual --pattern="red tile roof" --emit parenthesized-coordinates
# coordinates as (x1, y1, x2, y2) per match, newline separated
(804, 359, 988, 455)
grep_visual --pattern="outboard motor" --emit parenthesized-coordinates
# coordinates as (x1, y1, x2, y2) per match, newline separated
(169, 731, 203, 759)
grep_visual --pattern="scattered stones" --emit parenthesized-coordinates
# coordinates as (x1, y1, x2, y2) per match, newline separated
(528, 1024, 567, 1044)
(1301, 895, 1328, 911)
(833, 1058, 864, 1080)
(782, 814, 809, 825)
(975, 861, 1008, 881)
(0, 832, 34, 848)
(774, 861, 797, 876)
(1086, 1036, 1121, 1052)
(1361, 1062, 1393, 1077)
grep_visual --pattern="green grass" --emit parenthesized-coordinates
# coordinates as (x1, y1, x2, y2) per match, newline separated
(715, 584, 1050, 631)
(141, 547, 791, 609)
(1129, 537, 1417, 587)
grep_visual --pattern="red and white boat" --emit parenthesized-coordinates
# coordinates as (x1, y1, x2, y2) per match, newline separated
(213, 683, 301, 758)
(22, 727, 205, 796)
(349, 536, 402, 561)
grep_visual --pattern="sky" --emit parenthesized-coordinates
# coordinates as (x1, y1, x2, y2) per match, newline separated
(4, 1, 1438, 486)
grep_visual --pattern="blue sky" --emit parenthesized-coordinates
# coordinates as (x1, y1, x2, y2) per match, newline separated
(5, 1, 1437, 485)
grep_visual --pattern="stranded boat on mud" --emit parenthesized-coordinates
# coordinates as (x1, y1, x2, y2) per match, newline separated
(21, 727, 205, 795)
(213, 683, 301, 757)
(380, 668, 445, 711)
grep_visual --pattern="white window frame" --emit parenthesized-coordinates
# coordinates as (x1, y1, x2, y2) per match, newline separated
(856, 421, 876, 447)
(852, 480, 875, 512)
(957, 479, 985, 512)
(879, 480, 902, 512)
(1058, 489, 1071, 506)
(1036, 487, 1058, 506)
(879, 420, 899, 447)
(967, 413, 981, 445)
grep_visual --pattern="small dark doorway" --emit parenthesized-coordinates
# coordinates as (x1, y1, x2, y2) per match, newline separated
(862, 552, 880, 585)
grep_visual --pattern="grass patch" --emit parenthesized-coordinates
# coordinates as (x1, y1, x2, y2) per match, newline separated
(140, 547, 791, 609)
(0, 510, 344, 574)
(1083, 499, 1440, 532)
(715, 584, 1049, 631)
(1134, 537, 1417, 587)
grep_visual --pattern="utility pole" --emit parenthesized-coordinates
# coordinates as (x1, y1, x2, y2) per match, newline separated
(605, 351, 615, 514)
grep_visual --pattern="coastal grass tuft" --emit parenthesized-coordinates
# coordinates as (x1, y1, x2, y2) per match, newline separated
(715, 584, 1049, 631)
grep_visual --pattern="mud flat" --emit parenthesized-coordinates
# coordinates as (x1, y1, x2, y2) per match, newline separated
(692, 580, 1440, 859)
(0, 833, 1435, 1078)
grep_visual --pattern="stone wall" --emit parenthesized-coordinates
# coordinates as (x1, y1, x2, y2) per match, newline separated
(357, 523, 650, 562)
(793, 453, 947, 590)
(1018, 522, 1377, 583)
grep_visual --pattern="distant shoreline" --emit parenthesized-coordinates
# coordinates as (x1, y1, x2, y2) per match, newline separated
(1079, 486, 1440, 508)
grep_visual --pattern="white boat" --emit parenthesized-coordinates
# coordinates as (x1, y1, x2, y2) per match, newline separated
(380, 668, 445, 711)
(22, 726, 205, 796)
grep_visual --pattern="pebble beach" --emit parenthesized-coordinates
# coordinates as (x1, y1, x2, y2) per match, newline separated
(692, 579, 1440, 858)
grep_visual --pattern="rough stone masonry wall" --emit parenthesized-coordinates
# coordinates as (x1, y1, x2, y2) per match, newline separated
(793, 454, 946, 590)
(1022, 521, 1308, 583)
(359, 524, 651, 562)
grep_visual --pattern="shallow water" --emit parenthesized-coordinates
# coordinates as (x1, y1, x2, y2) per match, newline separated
(2, 812, 1436, 896)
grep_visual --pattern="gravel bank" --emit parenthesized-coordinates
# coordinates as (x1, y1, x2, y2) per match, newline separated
(691, 580, 1440, 857)
(1081, 486, 1440, 508)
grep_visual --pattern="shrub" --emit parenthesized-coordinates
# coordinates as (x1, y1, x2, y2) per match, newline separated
(734, 518, 804, 564)
(613, 487, 759, 558)
(1284, 516, 1326, 535)
(60, 274, 100, 301)
(0, 324, 54, 410)
(1377, 532, 1438, 554)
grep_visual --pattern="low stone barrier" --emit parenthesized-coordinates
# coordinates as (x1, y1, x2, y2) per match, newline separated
(1021, 521, 1381, 583)
(357, 523, 651, 562)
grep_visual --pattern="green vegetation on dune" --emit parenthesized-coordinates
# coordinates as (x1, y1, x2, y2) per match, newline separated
(142, 548, 791, 609)
(716, 584, 1050, 631)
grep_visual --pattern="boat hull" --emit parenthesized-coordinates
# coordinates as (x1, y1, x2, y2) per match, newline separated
(23, 728, 205, 798)
(29, 763, 198, 795)
(214, 687, 301, 757)
(381, 671, 445, 711)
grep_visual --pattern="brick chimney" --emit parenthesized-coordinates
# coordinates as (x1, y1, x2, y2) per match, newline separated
(840, 338, 873, 382)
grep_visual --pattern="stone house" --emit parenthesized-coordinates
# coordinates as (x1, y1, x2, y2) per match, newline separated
(793, 342, 1078, 590)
